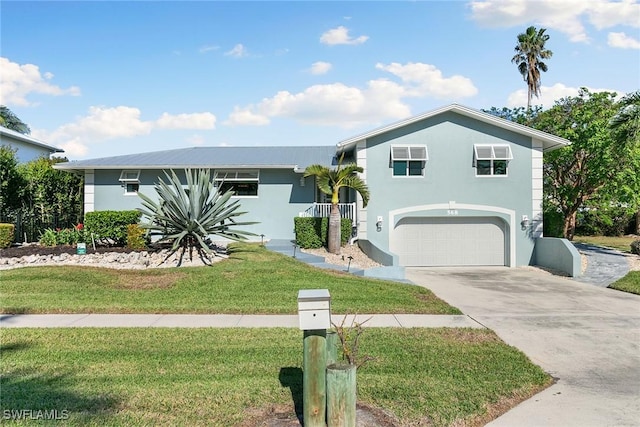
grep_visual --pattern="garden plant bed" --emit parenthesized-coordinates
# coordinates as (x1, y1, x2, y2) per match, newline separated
(0, 244, 138, 258)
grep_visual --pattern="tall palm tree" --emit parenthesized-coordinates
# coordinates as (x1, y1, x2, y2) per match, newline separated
(304, 155, 370, 254)
(511, 26, 553, 109)
(0, 106, 30, 134)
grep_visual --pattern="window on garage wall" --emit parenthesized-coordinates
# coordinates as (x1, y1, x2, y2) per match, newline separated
(473, 145, 513, 176)
(391, 145, 428, 177)
(214, 170, 259, 196)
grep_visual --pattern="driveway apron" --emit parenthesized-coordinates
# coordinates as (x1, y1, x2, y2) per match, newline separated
(405, 267, 640, 427)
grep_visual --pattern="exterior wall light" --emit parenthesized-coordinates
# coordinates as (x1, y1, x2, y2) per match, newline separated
(521, 215, 530, 231)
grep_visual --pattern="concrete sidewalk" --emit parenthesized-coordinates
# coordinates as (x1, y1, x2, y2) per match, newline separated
(0, 313, 484, 329)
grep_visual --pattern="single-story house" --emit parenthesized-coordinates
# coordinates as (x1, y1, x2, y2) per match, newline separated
(55, 104, 575, 270)
(0, 126, 64, 163)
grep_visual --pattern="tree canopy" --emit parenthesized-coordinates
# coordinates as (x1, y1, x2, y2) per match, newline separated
(0, 106, 30, 134)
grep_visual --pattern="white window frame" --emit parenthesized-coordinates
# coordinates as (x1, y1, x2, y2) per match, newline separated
(473, 145, 513, 177)
(214, 170, 260, 197)
(119, 170, 140, 195)
(391, 145, 428, 177)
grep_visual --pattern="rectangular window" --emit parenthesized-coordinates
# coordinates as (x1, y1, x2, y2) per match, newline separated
(119, 170, 140, 194)
(474, 145, 512, 176)
(215, 170, 259, 196)
(391, 145, 428, 176)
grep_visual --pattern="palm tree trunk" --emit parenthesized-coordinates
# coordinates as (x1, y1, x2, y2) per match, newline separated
(328, 203, 341, 254)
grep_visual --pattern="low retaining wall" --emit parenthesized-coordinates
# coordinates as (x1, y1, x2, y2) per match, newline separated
(534, 237, 581, 277)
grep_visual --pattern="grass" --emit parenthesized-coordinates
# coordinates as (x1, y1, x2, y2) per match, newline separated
(609, 271, 640, 295)
(0, 243, 459, 315)
(573, 235, 640, 295)
(573, 235, 638, 253)
(0, 328, 552, 426)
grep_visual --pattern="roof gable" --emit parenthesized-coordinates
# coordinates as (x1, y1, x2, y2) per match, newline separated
(336, 104, 570, 153)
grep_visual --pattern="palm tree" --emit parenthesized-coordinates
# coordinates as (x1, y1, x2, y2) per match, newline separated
(0, 106, 30, 134)
(304, 155, 369, 254)
(511, 26, 553, 109)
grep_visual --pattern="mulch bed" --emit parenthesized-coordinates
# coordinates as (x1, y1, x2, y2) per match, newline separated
(0, 245, 140, 258)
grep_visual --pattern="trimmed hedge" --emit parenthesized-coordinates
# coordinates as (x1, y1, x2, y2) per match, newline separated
(85, 210, 141, 246)
(294, 217, 353, 249)
(0, 223, 15, 249)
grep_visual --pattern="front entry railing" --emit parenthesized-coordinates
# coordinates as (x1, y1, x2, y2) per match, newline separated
(299, 202, 357, 225)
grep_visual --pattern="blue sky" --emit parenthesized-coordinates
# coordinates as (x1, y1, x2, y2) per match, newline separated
(1, 0, 639, 160)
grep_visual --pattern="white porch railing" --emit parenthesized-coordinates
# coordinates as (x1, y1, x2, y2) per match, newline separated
(299, 202, 357, 225)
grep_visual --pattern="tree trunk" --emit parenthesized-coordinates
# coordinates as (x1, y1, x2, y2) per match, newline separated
(328, 203, 341, 254)
(636, 209, 640, 235)
(563, 211, 577, 241)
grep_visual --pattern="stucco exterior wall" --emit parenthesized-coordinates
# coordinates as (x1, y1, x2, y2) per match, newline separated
(359, 111, 537, 266)
(1, 139, 53, 163)
(90, 168, 315, 241)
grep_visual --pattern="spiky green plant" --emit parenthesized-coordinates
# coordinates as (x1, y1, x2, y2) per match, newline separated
(137, 168, 257, 266)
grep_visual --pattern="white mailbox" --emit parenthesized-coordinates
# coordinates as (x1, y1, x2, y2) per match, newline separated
(297, 289, 331, 330)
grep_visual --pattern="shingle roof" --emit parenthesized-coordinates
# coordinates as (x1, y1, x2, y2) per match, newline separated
(54, 145, 337, 171)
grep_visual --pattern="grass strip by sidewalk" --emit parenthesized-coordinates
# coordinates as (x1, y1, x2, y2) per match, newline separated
(573, 235, 637, 253)
(0, 243, 458, 315)
(0, 328, 551, 426)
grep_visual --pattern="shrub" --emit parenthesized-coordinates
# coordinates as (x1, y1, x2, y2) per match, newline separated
(137, 169, 257, 265)
(39, 229, 57, 246)
(576, 205, 635, 237)
(126, 224, 147, 251)
(294, 217, 352, 249)
(631, 240, 640, 256)
(85, 210, 141, 246)
(0, 223, 14, 248)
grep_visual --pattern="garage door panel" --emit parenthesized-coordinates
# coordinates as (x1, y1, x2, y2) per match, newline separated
(391, 217, 506, 267)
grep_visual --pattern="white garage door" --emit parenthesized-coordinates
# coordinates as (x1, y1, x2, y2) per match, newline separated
(391, 217, 507, 266)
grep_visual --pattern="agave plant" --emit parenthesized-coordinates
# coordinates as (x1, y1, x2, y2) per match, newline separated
(137, 168, 257, 266)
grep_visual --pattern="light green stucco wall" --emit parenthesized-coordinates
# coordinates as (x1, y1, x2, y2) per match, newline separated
(360, 111, 537, 266)
(92, 168, 315, 241)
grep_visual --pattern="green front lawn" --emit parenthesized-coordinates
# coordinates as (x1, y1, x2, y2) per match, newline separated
(0, 243, 459, 315)
(0, 328, 551, 426)
(609, 271, 640, 295)
(573, 235, 638, 253)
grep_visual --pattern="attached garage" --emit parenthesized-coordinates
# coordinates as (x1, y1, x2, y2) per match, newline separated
(390, 216, 507, 267)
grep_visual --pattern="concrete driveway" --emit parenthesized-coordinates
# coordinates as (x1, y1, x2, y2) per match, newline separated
(405, 267, 640, 427)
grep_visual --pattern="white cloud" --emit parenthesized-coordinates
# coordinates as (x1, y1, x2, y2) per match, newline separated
(40, 106, 216, 158)
(506, 83, 622, 108)
(376, 62, 478, 99)
(224, 62, 476, 128)
(224, 107, 270, 126)
(0, 57, 81, 106)
(156, 112, 216, 129)
(320, 26, 369, 45)
(608, 31, 640, 49)
(469, 0, 640, 43)
(225, 44, 248, 58)
(58, 138, 88, 158)
(310, 61, 332, 75)
(199, 45, 219, 53)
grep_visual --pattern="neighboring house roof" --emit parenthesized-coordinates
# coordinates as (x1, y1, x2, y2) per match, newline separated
(54, 145, 337, 172)
(336, 104, 571, 154)
(0, 126, 64, 154)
